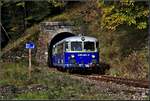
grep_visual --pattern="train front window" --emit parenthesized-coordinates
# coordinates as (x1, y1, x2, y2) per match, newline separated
(71, 42, 82, 51)
(84, 42, 95, 51)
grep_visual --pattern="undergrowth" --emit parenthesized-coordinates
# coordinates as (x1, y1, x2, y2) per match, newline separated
(0, 62, 124, 100)
(107, 49, 148, 80)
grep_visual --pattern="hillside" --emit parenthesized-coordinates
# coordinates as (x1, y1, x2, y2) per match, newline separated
(47, 1, 149, 80)
(1, 0, 149, 100)
(1, 0, 149, 80)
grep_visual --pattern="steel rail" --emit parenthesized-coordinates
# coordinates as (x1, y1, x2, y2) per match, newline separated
(86, 75, 150, 88)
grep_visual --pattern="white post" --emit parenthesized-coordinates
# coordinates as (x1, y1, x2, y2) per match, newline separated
(29, 48, 31, 79)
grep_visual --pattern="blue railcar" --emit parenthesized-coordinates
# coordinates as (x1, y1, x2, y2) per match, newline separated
(52, 35, 100, 71)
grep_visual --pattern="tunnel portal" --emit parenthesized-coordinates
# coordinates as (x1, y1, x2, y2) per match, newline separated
(36, 21, 77, 66)
(48, 32, 75, 67)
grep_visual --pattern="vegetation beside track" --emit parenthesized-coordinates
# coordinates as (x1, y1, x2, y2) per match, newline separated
(1, 62, 149, 100)
(0, 62, 118, 100)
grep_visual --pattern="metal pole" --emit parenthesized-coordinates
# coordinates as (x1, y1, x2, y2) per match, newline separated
(29, 48, 31, 79)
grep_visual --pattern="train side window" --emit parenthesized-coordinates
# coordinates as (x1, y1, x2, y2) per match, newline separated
(52, 45, 55, 55)
(55, 47, 57, 54)
(65, 42, 69, 51)
(57, 43, 63, 54)
(60, 43, 63, 54)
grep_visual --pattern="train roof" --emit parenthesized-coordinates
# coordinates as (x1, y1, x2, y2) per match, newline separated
(64, 36, 98, 42)
(54, 36, 98, 46)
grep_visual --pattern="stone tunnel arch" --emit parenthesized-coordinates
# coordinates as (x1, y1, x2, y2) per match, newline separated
(48, 32, 75, 67)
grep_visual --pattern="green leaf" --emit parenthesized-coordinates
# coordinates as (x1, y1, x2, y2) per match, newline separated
(48, 0, 64, 7)
(16, 2, 25, 7)
(25, 16, 33, 20)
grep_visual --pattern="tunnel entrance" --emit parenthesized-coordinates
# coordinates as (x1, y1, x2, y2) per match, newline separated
(48, 32, 75, 67)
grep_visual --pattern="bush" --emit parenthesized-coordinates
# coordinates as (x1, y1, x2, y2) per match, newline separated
(107, 48, 148, 80)
(121, 51, 148, 79)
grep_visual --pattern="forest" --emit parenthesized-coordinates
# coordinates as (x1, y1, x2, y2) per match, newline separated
(1, 0, 149, 79)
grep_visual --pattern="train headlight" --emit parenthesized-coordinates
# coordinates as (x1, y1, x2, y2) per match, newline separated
(92, 55, 95, 58)
(71, 54, 75, 58)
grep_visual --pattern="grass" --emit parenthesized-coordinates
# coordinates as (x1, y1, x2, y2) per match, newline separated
(0, 62, 28, 86)
(14, 91, 49, 100)
(0, 62, 126, 100)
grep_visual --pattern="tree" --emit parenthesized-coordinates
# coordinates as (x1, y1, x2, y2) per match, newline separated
(98, 0, 149, 31)
(1, 0, 65, 46)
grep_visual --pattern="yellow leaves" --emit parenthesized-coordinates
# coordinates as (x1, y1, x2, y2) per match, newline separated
(137, 22, 147, 29)
(98, 0, 148, 31)
(103, 5, 115, 14)
(120, 0, 134, 6)
(101, 13, 127, 31)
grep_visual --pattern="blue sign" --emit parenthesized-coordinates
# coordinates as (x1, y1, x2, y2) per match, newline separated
(26, 42, 35, 49)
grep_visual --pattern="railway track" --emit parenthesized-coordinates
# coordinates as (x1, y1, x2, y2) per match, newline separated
(84, 75, 150, 88)
(48, 67, 149, 89)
